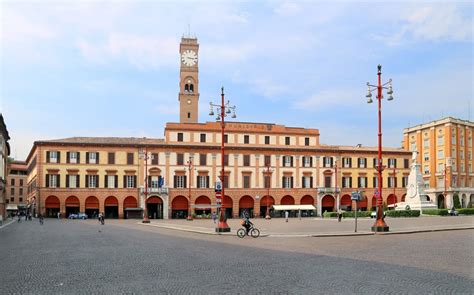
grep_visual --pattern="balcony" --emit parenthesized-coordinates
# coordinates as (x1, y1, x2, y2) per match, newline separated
(317, 187, 340, 194)
(139, 187, 169, 195)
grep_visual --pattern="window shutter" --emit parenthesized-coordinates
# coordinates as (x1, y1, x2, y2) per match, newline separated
(282, 177, 284, 188)
(67, 152, 70, 164)
(152, 153, 158, 165)
(310, 157, 313, 167)
(358, 177, 361, 188)
(358, 158, 360, 168)
(76, 176, 80, 188)
(310, 176, 313, 188)
(86, 152, 90, 164)
(123, 176, 127, 188)
(206, 176, 210, 188)
(301, 176, 305, 188)
(148, 176, 151, 187)
(173, 176, 177, 188)
(45, 174, 50, 188)
(373, 158, 377, 168)
(290, 156, 293, 167)
(96, 152, 100, 164)
(349, 177, 352, 188)
(77, 152, 81, 164)
(394, 159, 397, 168)
(349, 158, 352, 168)
(86, 175, 89, 188)
(395, 177, 398, 188)
(46, 152, 50, 163)
(104, 175, 108, 188)
(66, 175, 70, 188)
(184, 176, 187, 188)
(290, 177, 294, 188)
(322, 157, 326, 167)
(57, 152, 61, 163)
(330, 157, 334, 167)
(114, 175, 118, 188)
(133, 176, 137, 188)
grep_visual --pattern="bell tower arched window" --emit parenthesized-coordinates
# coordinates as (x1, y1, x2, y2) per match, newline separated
(184, 78, 194, 94)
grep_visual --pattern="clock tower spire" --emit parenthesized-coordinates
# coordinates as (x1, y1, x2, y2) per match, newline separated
(179, 36, 199, 123)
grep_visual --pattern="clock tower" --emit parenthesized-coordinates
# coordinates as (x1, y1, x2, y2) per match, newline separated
(179, 37, 199, 123)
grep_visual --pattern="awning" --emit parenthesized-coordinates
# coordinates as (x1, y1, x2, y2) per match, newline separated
(124, 208, 143, 212)
(6, 204, 18, 210)
(192, 204, 220, 209)
(272, 205, 316, 211)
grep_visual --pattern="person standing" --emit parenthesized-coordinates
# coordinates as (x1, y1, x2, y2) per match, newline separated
(337, 209, 343, 222)
(211, 212, 217, 223)
(285, 211, 289, 223)
(57, 212, 60, 220)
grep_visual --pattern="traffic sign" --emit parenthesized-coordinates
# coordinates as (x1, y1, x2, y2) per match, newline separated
(216, 198, 222, 204)
(216, 191, 222, 199)
(215, 181, 222, 192)
(351, 192, 360, 201)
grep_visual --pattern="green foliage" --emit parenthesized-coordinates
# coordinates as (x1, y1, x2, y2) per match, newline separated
(422, 209, 449, 216)
(323, 212, 338, 218)
(457, 208, 474, 215)
(342, 211, 372, 218)
(385, 210, 420, 217)
(453, 195, 461, 209)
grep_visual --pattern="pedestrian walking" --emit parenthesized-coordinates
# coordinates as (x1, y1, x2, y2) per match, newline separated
(57, 212, 60, 220)
(39, 214, 44, 225)
(285, 211, 289, 223)
(337, 209, 343, 222)
(211, 212, 217, 223)
(17, 213, 21, 223)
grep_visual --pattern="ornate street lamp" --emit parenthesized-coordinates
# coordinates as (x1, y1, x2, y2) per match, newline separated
(366, 64, 394, 232)
(185, 156, 196, 221)
(139, 146, 152, 224)
(209, 87, 236, 233)
(263, 164, 274, 219)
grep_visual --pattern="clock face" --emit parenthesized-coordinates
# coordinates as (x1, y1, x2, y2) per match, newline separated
(186, 99, 192, 105)
(181, 50, 197, 66)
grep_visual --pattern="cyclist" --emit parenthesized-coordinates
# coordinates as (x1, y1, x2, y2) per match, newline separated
(242, 213, 253, 235)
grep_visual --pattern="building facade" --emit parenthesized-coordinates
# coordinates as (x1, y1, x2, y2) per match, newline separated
(403, 117, 474, 209)
(0, 114, 11, 220)
(5, 161, 28, 215)
(26, 36, 411, 219)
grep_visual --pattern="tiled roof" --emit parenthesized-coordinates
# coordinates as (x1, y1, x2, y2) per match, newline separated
(38, 137, 164, 145)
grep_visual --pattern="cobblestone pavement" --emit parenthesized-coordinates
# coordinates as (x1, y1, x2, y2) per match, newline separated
(0, 219, 473, 294)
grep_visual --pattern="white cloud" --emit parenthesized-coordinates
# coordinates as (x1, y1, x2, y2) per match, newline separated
(1, 9, 57, 45)
(76, 34, 178, 69)
(273, 1, 302, 16)
(293, 89, 357, 109)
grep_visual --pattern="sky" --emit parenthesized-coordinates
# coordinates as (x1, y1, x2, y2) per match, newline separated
(1, 0, 473, 160)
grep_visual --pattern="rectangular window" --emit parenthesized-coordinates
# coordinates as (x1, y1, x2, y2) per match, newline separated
(324, 176, 331, 188)
(388, 177, 395, 188)
(282, 176, 293, 188)
(177, 153, 184, 165)
(265, 136, 270, 145)
(324, 157, 333, 168)
(373, 177, 379, 188)
(107, 175, 116, 188)
(10, 179, 14, 186)
(460, 137, 464, 146)
(305, 137, 310, 146)
(423, 139, 429, 149)
(149, 176, 160, 188)
(125, 175, 136, 188)
(108, 152, 115, 165)
(283, 156, 293, 167)
(127, 153, 134, 165)
(47, 174, 59, 188)
(437, 136, 444, 145)
(358, 158, 366, 168)
(437, 178, 444, 188)
(89, 152, 97, 164)
(402, 176, 408, 188)
(460, 151, 464, 159)
(264, 176, 271, 188)
(303, 156, 312, 167)
(343, 157, 351, 168)
(224, 134, 228, 143)
(358, 177, 367, 188)
(410, 142, 416, 151)
(244, 135, 250, 144)
(20, 179, 23, 186)
(404, 159, 409, 169)
(302, 176, 312, 188)
(88, 175, 98, 188)
(197, 176, 208, 188)
(264, 155, 271, 166)
(224, 155, 229, 166)
(200, 133, 206, 143)
(10, 188, 14, 195)
(437, 163, 444, 173)
(437, 150, 444, 158)
(452, 135, 456, 145)
(285, 137, 290, 145)
(424, 165, 430, 174)
(223, 175, 229, 189)
(243, 155, 250, 167)
(243, 175, 250, 189)
(49, 151, 58, 163)
(177, 133, 183, 142)
(10, 197, 13, 202)
(69, 151, 78, 164)
(69, 175, 77, 188)
(388, 158, 397, 168)
(199, 154, 207, 166)
(424, 153, 429, 161)
(342, 177, 352, 188)
(19, 197, 23, 202)
(151, 153, 159, 165)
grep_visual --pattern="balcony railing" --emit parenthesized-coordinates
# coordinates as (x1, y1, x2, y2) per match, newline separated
(317, 187, 340, 194)
(140, 187, 169, 195)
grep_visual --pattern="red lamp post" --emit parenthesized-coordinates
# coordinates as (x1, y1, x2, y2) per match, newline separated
(264, 164, 273, 219)
(366, 64, 394, 232)
(139, 146, 151, 224)
(186, 156, 195, 221)
(209, 87, 236, 233)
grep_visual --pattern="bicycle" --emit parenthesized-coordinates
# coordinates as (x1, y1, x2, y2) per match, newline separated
(237, 225, 260, 238)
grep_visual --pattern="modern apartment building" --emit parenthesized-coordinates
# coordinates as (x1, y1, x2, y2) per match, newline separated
(403, 117, 474, 209)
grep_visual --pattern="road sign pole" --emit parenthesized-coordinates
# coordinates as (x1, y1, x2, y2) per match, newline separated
(355, 199, 358, 233)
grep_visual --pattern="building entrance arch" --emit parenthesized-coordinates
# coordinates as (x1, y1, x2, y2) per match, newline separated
(104, 196, 119, 219)
(172, 196, 188, 219)
(260, 195, 275, 218)
(195, 195, 211, 216)
(45, 196, 60, 218)
(147, 196, 163, 219)
(65, 196, 80, 217)
(437, 194, 445, 209)
(222, 195, 233, 219)
(239, 195, 254, 218)
(300, 195, 315, 217)
(321, 195, 335, 213)
(340, 194, 352, 211)
(85, 196, 100, 218)
(387, 194, 397, 210)
(123, 196, 139, 219)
